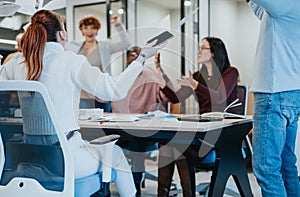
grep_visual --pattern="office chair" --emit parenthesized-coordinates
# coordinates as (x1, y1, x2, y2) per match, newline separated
(129, 102, 180, 196)
(0, 80, 117, 197)
(195, 82, 252, 196)
(113, 102, 175, 196)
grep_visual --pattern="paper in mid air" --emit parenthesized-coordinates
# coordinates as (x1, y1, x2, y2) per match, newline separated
(0, 1, 21, 17)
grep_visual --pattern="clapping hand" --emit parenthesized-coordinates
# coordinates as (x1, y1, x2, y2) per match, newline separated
(177, 71, 198, 89)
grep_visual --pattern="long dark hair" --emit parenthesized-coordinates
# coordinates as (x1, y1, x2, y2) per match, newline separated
(21, 10, 63, 81)
(197, 37, 231, 89)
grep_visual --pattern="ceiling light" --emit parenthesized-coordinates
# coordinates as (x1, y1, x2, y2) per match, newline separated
(117, 8, 124, 15)
(184, 0, 191, 7)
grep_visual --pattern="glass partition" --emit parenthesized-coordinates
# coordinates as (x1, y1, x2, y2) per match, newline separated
(71, 0, 128, 76)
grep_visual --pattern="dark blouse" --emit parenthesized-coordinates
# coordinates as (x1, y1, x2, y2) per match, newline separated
(162, 66, 239, 114)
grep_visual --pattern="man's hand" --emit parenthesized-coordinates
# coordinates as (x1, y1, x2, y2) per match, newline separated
(154, 52, 160, 65)
(155, 52, 164, 72)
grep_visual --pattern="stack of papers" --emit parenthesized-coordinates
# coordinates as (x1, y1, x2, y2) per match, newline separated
(137, 110, 178, 122)
(201, 112, 246, 119)
(79, 108, 103, 120)
(88, 114, 140, 122)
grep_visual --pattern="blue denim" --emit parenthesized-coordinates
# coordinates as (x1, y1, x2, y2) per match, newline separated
(252, 91, 300, 197)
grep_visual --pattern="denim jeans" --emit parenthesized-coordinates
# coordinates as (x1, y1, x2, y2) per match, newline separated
(252, 91, 300, 197)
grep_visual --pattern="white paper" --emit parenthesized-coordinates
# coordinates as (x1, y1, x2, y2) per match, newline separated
(14, 0, 66, 16)
(173, 7, 199, 29)
(15, 0, 44, 15)
(0, 1, 21, 17)
(140, 14, 172, 46)
(43, 0, 66, 11)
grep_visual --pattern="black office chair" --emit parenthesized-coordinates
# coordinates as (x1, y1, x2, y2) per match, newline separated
(195, 82, 252, 197)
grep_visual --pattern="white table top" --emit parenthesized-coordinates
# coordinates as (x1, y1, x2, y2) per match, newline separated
(0, 115, 252, 133)
(79, 114, 252, 132)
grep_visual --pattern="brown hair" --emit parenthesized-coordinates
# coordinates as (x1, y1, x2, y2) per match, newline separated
(21, 10, 63, 80)
(79, 15, 101, 31)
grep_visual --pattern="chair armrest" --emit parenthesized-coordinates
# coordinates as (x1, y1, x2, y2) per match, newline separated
(89, 134, 120, 183)
(90, 134, 120, 145)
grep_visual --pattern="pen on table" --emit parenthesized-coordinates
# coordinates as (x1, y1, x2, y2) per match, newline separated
(158, 115, 176, 119)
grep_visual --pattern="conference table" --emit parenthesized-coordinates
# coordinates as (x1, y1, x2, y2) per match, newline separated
(0, 115, 253, 197)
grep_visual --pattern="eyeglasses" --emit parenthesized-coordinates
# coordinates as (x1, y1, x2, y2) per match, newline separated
(128, 52, 139, 57)
(199, 47, 211, 51)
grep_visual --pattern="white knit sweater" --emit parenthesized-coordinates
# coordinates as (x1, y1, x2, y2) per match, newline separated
(0, 42, 143, 134)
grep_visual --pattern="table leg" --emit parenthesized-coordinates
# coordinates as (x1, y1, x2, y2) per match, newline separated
(207, 122, 253, 197)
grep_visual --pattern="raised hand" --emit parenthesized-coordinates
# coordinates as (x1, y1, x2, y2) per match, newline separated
(138, 40, 168, 60)
(110, 15, 120, 26)
(155, 52, 164, 72)
(0, 54, 3, 65)
(155, 52, 160, 65)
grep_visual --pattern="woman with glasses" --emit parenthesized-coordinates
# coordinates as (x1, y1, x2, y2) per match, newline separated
(163, 36, 239, 114)
(157, 37, 239, 197)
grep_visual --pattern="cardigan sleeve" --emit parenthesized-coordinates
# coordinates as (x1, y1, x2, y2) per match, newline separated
(193, 67, 239, 105)
(108, 24, 131, 54)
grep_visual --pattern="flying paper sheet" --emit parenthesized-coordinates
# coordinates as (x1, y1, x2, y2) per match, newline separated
(15, 0, 66, 16)
(0, 1, 21, 17)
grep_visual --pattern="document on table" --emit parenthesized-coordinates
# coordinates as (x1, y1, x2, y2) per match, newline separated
(88, 114, 140, 122)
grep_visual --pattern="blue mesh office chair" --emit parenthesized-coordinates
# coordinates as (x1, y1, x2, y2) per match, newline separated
(195, 82, 252, 196)
(0, 80, 117, 197)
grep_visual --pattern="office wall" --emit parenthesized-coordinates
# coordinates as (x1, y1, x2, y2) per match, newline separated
(135, 0, 259, 86)
(66, 0, 127, 76)
(66, 0, 261, 113)
(209, 0, 260, 86)
(66, 0, 260, 84)
(207, 0, 260, 114)
(130, 0, 183, 90)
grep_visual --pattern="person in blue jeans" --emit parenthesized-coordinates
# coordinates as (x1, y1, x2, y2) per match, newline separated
(246, 0, 300, 196)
